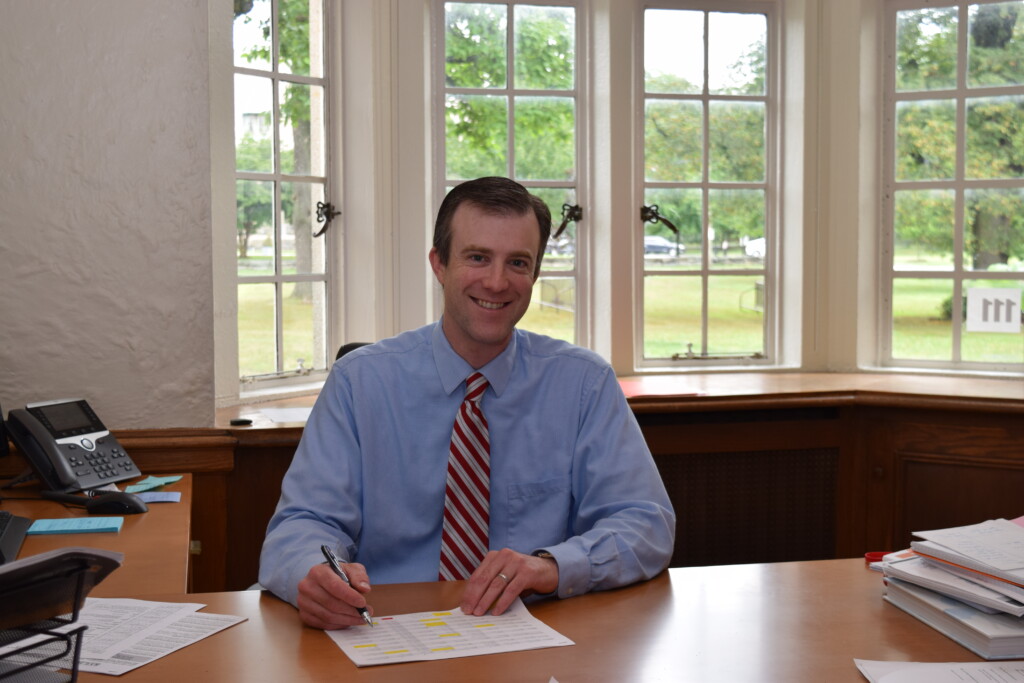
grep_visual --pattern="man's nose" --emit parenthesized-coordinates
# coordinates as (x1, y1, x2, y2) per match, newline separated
(482, 263, 509, 290)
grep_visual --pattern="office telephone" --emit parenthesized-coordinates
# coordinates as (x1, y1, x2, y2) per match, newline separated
(5, 399, 141, 493)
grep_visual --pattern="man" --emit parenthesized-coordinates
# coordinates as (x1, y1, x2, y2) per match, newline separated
(259, 177, 675, 629)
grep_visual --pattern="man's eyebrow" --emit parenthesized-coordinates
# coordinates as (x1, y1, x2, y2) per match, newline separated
(460, 244, 534, 262)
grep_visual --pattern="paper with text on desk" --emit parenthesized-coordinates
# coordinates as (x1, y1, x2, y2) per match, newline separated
(325, 597, 573, 667)
(914, 518, 1024, 571)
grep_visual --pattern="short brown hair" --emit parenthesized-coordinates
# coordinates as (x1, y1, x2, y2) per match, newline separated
(433, 177, 551, 278)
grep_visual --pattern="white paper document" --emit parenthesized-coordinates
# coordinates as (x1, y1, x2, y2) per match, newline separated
(914, 519, 1024, 571)
(0, 598, 247, 676)
(74, 598, 246, 675)
(856, 658, 1024, 682)
(259, 407, 313, 423)
(325, 598, 573, 667)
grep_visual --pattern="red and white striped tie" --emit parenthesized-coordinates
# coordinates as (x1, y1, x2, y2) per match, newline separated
(439, 372, 490, 581)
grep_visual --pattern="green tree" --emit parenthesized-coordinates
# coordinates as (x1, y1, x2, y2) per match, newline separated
(236, 0, 318, 299)
(235, 133, 273, 260)
(444, 4, 576, 181)
(895, 4, 1024, 270)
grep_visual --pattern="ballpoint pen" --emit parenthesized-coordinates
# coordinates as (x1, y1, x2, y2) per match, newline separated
(321, 544, 374, 627)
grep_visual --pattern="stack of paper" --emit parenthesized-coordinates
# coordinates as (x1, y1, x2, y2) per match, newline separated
(880, 516, 1024, 660)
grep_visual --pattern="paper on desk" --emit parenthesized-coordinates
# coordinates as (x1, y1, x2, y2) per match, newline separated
(855, 658, 1024, 682)
(125, 475, 183, 493)
(914, 519, 1024, 571)
(259, 407, 313, 423)
(325, 597, 573, 667)
(77, 598, 245, 676)
(0, 598, 248, 676)
(27, 517, 123, 534)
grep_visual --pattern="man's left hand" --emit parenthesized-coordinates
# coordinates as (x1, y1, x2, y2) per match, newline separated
(460, 548, 558, 616)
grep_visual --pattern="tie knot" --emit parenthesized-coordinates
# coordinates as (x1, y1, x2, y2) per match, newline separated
(465, 372, 488, 402)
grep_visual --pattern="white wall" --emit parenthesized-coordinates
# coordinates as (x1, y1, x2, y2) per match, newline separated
(0, 0, 215, 428)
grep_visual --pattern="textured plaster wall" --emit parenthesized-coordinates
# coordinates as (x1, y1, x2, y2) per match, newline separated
(0, 1, 215, 428)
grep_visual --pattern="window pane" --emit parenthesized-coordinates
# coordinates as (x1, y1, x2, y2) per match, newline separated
(895, 7, 958, 92)
(514, 96, 575, 180)
(446, 94, 508, 178)
(279, 83, 325, 176)
(708, 275, 764, 355)
(514, 5, 574, 90)
(445, 2, 507, 88)
(282, 281, 327, 372)
(968, 1, 1024, 87)
(891, 278, 953, 360)
(966, 96, 1024, 179)
(644, 100, 702, 182)
(237, 179, 275, 276)
(962, 280, 1024, 362)
(239, 283, 277, 376)
(895, 99, 956, 181)
(644, 275, 702, 359)
(281, 182, 325, 275)
(709, 189, 764, 269)
(894, 189, 955, 271)
(278, 0, 324, 78)
(233, 0, 272, 71)
(235, 75, 274, 172)
(521, 277, 574, 342)
(644, 188, 701, 271)
(708, 12, 766, 95)
(709, 101, 764, 182)
(534, 187, 577, 271)
(965, 188, 1024, 271)
(645, 9, 704, 94)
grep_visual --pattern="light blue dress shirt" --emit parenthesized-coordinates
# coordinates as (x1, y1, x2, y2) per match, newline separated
(259, 322, 675, 606)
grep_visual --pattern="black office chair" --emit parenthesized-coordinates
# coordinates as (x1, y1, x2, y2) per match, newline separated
(335, 342, 371, 361)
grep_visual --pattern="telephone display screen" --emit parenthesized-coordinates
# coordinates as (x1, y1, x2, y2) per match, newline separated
(30, 401, 105, 437)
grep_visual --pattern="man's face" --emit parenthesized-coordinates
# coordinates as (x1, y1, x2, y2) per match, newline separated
(429, 202, 540, 368)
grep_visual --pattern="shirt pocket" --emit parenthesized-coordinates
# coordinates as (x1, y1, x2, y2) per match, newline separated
(506, 477, 572, 551)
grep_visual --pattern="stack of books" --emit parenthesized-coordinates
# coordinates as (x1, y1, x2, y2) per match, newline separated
(880, 516, 1024, 660)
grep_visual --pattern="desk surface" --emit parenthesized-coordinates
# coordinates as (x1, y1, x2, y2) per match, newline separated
(4, 474, 192, 596)
(80, 559, 982, 682)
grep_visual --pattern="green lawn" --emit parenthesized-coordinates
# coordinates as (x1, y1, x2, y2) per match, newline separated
(237, 272, 1022, 375)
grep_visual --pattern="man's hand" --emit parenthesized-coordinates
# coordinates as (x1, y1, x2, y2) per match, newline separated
(296, 562, 373, 629)
(460, 548, 559, 616)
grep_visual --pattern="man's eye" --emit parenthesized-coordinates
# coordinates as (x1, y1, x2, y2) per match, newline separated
(510, 259, 529, 269)
(469, 254, 486, 262)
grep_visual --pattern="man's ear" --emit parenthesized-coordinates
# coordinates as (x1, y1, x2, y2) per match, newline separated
(428, 247, 445, 284)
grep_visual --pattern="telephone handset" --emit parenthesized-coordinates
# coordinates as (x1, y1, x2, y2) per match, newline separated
(5, 399, 141, 493)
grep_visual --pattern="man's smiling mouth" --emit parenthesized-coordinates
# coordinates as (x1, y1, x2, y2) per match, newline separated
(473, 297, 507, 310)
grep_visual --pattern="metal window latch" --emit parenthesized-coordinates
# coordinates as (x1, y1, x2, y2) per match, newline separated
(314, 201, 341, 237)
(640, 204, 679, 234)
(553, 203, 583, 239)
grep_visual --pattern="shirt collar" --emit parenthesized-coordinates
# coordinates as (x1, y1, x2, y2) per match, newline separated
(432, 319, 515, 397)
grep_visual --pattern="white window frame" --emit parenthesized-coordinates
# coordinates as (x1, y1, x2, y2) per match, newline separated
(633, 1, 781, 370)
(431, 0, 591, 348)
(881, 0, 1024, 374)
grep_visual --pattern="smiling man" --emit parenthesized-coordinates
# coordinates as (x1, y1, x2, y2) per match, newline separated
(259, 177, 675, 630)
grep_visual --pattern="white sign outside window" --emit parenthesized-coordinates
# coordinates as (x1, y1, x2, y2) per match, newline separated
(966, 288, 1022, 334)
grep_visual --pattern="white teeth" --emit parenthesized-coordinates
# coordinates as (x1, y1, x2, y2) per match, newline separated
(476, 299, 504, 309)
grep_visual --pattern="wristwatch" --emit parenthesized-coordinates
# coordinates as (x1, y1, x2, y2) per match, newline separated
(533, 550, 555, 561)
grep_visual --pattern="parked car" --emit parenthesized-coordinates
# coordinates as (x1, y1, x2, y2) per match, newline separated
(644, 235, 683, 255)
(745, 237, 766, 259)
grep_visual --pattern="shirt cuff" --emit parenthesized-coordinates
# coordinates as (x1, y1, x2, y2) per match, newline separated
(535, 546, 587, 599)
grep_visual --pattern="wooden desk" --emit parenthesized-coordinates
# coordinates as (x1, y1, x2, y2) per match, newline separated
(79, 559, 982, 682)
(3, 474, 192, 596)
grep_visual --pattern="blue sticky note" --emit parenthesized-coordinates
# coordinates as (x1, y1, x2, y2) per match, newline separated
(126, 475, 183, 493)
(28, 517, 124, 534)
(137, 491, 181, 503)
